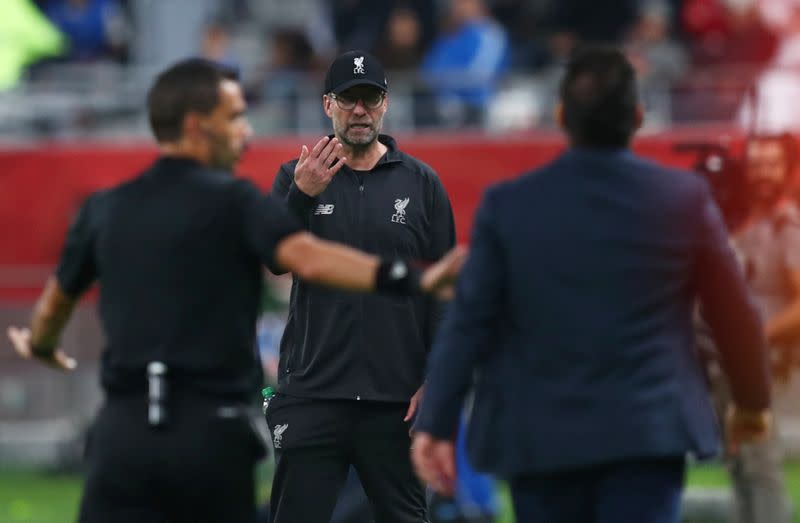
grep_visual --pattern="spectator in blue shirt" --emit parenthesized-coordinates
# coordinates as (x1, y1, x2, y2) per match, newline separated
(44, 0, 127, 62)
(420, 0, 510, 127)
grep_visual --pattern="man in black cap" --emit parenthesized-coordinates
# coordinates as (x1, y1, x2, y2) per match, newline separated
(6, 58, 463, 523)
(269, 50, 456, 522)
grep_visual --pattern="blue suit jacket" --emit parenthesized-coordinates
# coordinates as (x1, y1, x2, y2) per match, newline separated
(415, 148, 770, 477)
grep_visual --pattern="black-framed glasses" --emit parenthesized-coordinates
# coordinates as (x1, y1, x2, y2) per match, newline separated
(329, 91, 385, 110)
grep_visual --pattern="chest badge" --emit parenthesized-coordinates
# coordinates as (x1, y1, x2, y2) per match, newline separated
(391, 197, 409, 224)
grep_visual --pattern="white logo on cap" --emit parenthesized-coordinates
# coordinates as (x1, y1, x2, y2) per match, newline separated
(354, 56, 365, 75)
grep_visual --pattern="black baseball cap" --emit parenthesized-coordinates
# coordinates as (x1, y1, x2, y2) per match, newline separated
(323, 50, 388, 95)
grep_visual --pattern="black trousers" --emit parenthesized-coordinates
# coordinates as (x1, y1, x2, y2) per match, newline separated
(266, 395, 428, 523)
(78, 394, 266, 523)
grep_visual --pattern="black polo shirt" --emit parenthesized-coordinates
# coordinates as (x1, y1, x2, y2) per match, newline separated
(56, 157, 301, 401)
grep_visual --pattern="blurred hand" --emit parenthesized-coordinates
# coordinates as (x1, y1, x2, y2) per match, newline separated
(770, 345, 795, 385)
(404, 384, 425, 429)
(420, 246, 467, 300)
(294, 136, 347, 197)
(7, 326, 77, 371)
(726, 404, 772, 455)
(411, 432, 456, 496)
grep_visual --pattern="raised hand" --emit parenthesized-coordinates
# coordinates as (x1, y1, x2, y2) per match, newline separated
(293, 136, 347, 197)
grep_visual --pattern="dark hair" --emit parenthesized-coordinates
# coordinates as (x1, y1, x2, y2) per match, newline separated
(559, 46, 639, 148)
(147, 58, 239, 143)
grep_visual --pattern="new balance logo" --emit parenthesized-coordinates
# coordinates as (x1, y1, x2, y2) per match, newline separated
(314, 204, 335, 215)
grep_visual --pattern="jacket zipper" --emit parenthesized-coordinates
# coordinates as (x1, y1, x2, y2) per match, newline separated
(357, 173, 365, 400)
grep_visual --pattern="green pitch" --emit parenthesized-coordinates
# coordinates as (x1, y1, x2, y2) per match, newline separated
(1, 463, 799, 523)
(0, 470, 82, 523)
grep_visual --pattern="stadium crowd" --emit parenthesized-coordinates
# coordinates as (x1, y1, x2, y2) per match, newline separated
(3, 0, 800, 136)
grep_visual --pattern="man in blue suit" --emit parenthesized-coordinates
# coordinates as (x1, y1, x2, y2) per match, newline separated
(411, 46, 773, 523)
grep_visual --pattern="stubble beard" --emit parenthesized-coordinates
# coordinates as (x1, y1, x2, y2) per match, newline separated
(336, 119, 382, 155)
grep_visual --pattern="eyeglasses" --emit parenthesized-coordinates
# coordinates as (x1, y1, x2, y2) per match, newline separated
(329, 91, 385, 110)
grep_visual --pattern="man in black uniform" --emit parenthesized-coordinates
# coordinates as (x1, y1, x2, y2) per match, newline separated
(6, 58, 463, 523)
(268, 50, 456, 523)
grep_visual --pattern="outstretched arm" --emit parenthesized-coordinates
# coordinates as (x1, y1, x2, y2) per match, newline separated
(274, 231, 465, 298)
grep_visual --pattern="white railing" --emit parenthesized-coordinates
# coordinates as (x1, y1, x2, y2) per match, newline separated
(0, 62, 772, 141)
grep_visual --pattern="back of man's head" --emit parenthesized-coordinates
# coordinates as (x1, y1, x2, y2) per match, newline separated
(559, 46, 639, 148)
(147, 58, 238, 143)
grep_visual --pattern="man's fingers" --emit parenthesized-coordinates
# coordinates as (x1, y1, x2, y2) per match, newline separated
(436, 285, 456, 301)
(54, 351, 78, 371)
(323, 143, 344, 170)
(318, 137, 339, 162)
(444, 245, 468, 275)
(411, 435, 456, 495)
(7, 326, 32, 358)
(421, 245, 468, 294)
(435, 443, 456, 482)
(7, 326, 75, 371)
(310, 136, 330, 158)
(412, 445, 442, 490)
(404, 399, 417, 422)
(8, 326, 31, 343)
(328, 157, 347, 176)
(297, 145, 309, 165)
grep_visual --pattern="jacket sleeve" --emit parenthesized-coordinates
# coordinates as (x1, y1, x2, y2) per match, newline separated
(415, 187, 506, 439)
(694, 183, 770, 411)
(422, 174, 458, 352)
(272, 162, 317, 228)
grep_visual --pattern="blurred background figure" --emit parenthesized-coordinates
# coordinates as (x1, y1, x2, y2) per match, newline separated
(374, 6, 425, 71)
(678, 0, 777, 122)
(39, 0, 129, 63)
(624, 0, 687, 91)
(703, 133, 800, 523)
(200, 20, 238, 71)
(420, 0, 510, 127)
(546, 0, 639, 61)
(739, 0, 800, 133)
(0, 0, 65, 90)
(254, 27, 316, 132)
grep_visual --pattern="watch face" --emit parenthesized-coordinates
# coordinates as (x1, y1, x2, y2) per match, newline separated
(390, 261, 408, 280)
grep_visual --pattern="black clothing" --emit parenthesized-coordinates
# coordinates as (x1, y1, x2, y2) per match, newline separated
(56, 157, 300, 401)
(271, 135, 456, 402)
(57, 156, 301, 521)
(78, 393, 263, 523)
(266, 395, 427, 523)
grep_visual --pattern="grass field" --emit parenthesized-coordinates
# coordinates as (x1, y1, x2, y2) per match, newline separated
(1, 463, 798, 523)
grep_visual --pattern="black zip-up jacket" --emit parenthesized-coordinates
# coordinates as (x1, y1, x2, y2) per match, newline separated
(271, 135, 456, 401)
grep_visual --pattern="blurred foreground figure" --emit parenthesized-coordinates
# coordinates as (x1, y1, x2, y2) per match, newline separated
(6, 58, 463, 523)
(412, 46, 772, 523)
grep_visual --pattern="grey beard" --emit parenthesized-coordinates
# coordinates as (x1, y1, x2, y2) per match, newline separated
(339, 127, 379, 152)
